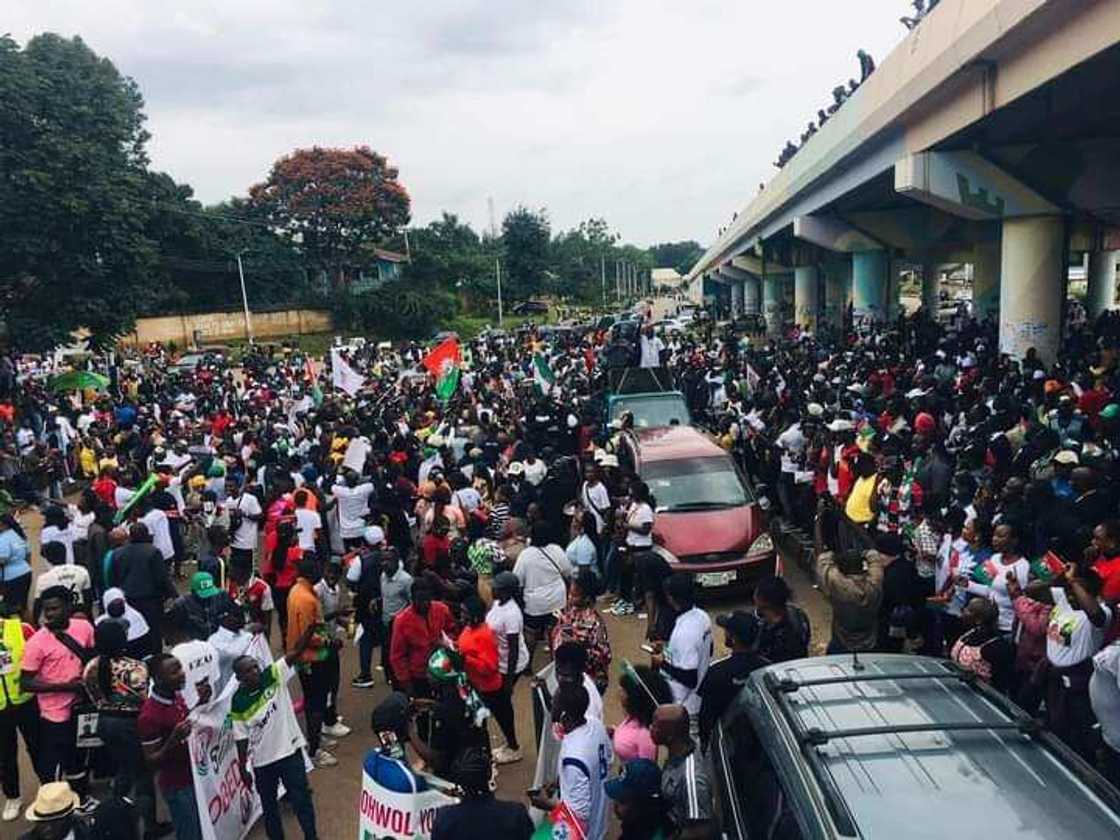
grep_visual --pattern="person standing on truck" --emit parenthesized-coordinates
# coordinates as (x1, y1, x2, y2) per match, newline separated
(639, 324, 665, 369)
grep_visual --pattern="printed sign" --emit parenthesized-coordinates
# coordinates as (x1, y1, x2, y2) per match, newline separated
(359, 751, 457, 839)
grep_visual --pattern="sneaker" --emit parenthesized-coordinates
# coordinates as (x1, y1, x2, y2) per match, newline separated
(321, 736, 339, 750)
(322, 721, 352, 738)
(2, 798, 20, 822)
(493, 746, 523, 765)
(351, 675, 375, 689)
(77, 795, 100, 816)
(313, 749, 338, 768)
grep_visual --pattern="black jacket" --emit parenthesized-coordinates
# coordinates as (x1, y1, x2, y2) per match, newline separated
(108, 542, 176, 602)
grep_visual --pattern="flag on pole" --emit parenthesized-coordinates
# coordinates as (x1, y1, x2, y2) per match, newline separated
(434, 367, 460, 403)
(421, 338, 461, 376)
(330, 349, 365, 396)
(422, 338, 461, 403)
(532, 352, 555, 396)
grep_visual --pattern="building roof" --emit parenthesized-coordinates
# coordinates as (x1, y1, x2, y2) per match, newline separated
(651, 268, 683, 283)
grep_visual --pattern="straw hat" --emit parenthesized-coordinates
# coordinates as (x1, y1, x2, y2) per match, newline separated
(25, 781, 80, 822)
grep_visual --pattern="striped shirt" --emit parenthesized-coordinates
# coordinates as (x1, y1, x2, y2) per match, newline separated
(661, 748, 714, 832)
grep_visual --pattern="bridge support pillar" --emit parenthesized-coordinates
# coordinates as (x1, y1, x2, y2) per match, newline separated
(743, 275, 761, 315)
(974, 241, 1001, 322)
(921, 263, 939, 314)
(999, 215, 1064, 363)
(730, 280, 744, 318)
(824, 263, 849, 333)
(763, 275, 783, 338)
(852, 250, 888, 324)
(1088, 250, 1119, 318)
(794, 266, 819, 333)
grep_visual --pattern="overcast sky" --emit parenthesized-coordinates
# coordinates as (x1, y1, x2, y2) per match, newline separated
(10, 1, 908, 248)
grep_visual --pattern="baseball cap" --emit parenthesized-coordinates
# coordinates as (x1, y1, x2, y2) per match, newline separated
(914, 412, 936, 435)
(1053, 450, 1080, 465)
(507, 461, 525, 476)
(716, 610, 761, 646)
(605, 759, 662, 802)
(190, 572, 220, 600)
(1101, 403, 1120, 421)
(364, 525, 386, 546)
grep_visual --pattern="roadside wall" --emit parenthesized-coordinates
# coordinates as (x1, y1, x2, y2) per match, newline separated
(121, 308, 333, 346)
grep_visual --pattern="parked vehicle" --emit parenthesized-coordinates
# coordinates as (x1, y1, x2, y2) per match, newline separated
(616, 425, 776, 591)
(511, 300, 549, 315)
(604, 367, 691, 433)
(711, 653, 1120, 839)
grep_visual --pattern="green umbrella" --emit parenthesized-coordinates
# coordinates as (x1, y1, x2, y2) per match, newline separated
(48, 370, 110, 392)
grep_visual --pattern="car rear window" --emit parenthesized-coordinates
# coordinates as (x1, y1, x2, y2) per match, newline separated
(610, 395, 690, 428)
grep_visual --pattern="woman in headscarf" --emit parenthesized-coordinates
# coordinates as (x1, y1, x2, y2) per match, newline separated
(96, 587, 154, 659)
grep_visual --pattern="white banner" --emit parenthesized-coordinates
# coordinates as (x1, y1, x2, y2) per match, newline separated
(358, 752, 457, 839)
(188, 634, 273, 840)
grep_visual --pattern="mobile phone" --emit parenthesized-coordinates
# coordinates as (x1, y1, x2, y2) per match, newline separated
(640, 643, 656, 655)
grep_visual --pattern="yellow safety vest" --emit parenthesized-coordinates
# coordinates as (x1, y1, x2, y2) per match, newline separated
(0, 618, 29, 710)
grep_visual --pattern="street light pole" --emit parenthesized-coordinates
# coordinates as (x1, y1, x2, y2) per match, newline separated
(495, 257, 504, 327)
(600, 253, 606, 309)
(236, 250, 254, 345)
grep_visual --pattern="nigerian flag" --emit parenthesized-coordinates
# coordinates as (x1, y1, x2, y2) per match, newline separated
(533, 352, 555, 395)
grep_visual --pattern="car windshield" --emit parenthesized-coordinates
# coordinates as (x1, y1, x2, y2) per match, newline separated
(611, 395, 690, 428)
(643, 457, 750, 511)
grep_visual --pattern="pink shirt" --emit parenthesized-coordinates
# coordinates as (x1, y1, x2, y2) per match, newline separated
(612, 715, 657, 764)
(22, 618, 95, 722)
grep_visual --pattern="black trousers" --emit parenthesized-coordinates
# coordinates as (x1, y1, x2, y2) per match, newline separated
(481, 685, 519, 750)
(0, 699, 40, 798)
(38, 717, 78, 786)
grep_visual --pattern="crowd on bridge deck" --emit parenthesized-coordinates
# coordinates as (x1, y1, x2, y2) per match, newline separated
(4, 291, 1120, 839)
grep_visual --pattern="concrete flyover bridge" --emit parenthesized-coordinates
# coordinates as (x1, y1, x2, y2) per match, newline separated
(686, 0, 1120, 361)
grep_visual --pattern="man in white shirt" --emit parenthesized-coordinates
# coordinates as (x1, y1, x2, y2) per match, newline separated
(293, 489, 322, 552)
(581, 464, 611, 546)
(653, 574, 712, 720)
(530, 682, 612, 840)
(140, 504, 175, 563)
(513, 524, 572, 662)
(224, 481, 263, 566)
(331, 472, 374, 549)
(638, 324, 664, 369)
(522, 452, 547, 487)
(207, 603, 258, 695)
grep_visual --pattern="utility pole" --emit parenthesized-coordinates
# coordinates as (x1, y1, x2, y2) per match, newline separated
(236, 250, 254, 345)
(600, 253, 607, 309)
(495, 257, 504, 327)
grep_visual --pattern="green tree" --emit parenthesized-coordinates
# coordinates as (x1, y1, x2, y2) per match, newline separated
(0, 34, 157, 350)
(551, 218, 620, 304)
(648, 240, 705, 276)
(247, 146, 411, 290)
(500, 206, 551, 299)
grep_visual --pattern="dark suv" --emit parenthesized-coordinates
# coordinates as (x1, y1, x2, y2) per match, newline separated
(712, 654, 1120, 839)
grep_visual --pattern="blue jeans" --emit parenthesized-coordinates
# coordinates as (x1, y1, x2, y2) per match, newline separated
(163, 784, 202, 840)
(255, 749, 317, 840)
(358, 619, 377, 678)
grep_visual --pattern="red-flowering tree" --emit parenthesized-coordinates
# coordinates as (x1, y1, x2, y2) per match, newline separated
(247, 145, 410, 288)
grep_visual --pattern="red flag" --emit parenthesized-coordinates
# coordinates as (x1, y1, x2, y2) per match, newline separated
(422, 338, 461, 376)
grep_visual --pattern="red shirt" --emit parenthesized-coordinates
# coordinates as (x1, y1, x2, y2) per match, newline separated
(389, 601, 454, 685)
(420, 534, 451, 570)
(260, 534, 302, 590)
(137, 692, 192, 792)
(1095, 556, 1120, 602)
(457, 623, 502, 693)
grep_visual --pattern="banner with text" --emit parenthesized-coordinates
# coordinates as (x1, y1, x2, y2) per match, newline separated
(359, 750, 457, 839)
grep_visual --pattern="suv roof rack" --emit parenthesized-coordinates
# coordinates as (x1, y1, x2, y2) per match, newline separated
(765, 667, 973, 695)
(799, 719, 1039, 747)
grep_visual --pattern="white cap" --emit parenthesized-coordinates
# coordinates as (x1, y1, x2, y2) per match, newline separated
(1053, 450, 1079, 465)
(827, 419, 854, 432)
(507, 461, 525, 476)
(807, 403, 824, 417)
(363, 525, 385, 546)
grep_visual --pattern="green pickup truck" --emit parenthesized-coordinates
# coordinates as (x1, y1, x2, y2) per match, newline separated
(604, 367, 691, 432)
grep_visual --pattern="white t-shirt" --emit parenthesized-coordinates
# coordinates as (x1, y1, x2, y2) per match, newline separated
(558, 717, 613, 840)
(486, 599, 530, 676)
(777, 423, 805, 474)
(39, 524, 77, 566)
(140, 509, 174, 561)
(1047, 588, 1110, 668)
(624, 502, 654, 549)
(332, 482, 374, 539)
(581, 482, 610, 534)
(34, 564, 92, 603)
(171, 639, 221, 709)
(523, 459, 547, 487)
(114, 486, 135, 510)
(226, 493, 263, 551)
(513, 545, 572, 617)
(664, 606, 713, 716)
(208, 626, 254, 695)
(230, 657, 307, 768)
(294, 508, 322, 551)
(451, 487, 482, 514)
(1091, 642, 1120, 751)
(639, 335, 664, 368)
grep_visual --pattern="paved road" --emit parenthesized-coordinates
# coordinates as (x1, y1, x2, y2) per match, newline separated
(11, 507, 831, 838)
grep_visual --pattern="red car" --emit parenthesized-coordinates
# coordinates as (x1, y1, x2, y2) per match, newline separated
(617, 425, 778, 591)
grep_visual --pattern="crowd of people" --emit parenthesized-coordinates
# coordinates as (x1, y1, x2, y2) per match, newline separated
(2, 294, 1120, 838)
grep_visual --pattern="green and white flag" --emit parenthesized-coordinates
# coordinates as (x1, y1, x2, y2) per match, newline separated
(435, 366, 460, 403)
(533, 352, 555, 395)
